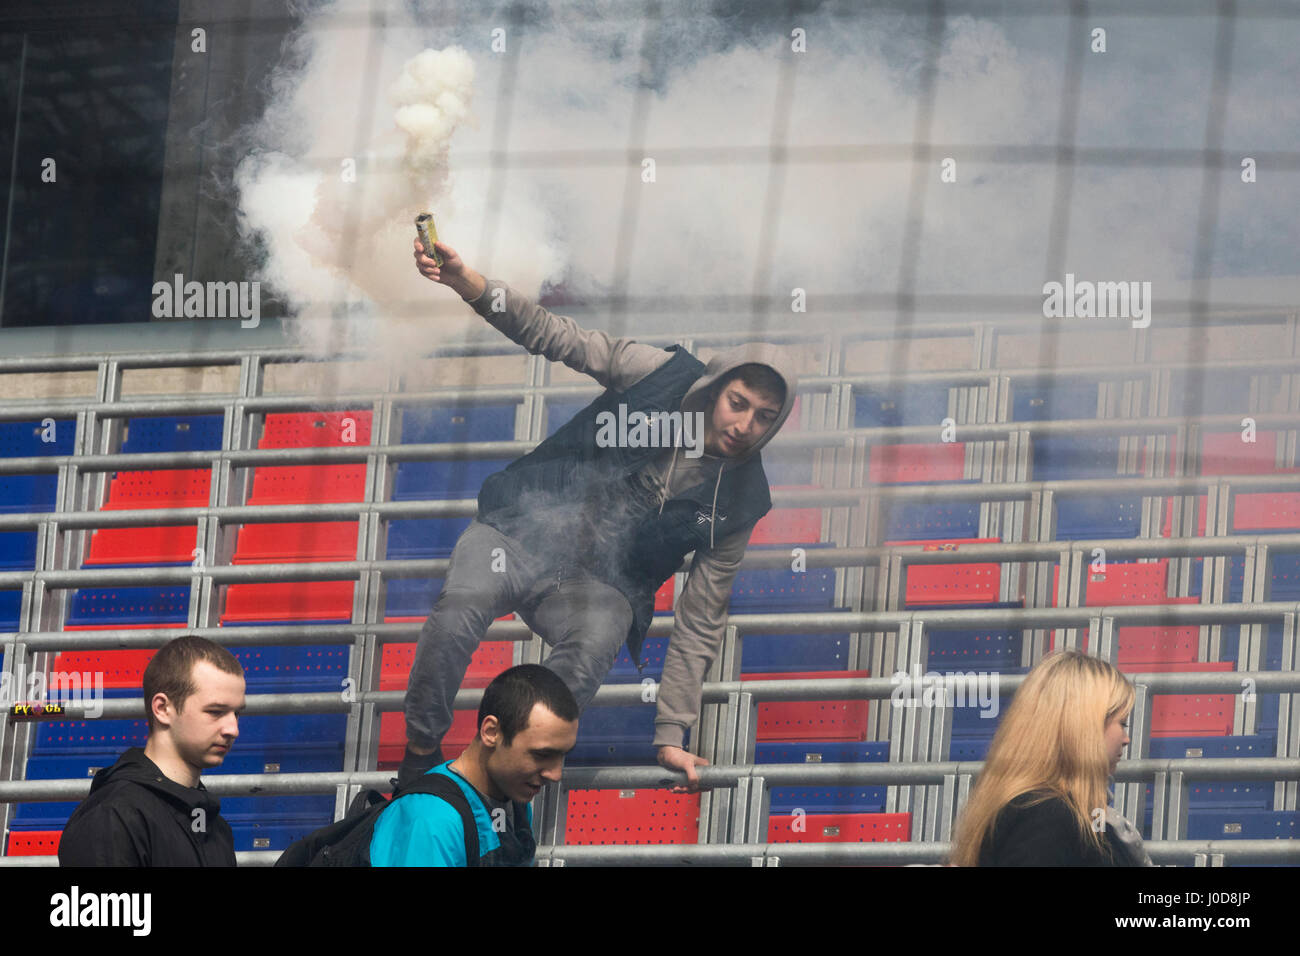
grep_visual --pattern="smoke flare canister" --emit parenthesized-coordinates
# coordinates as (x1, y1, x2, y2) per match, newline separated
(415, 213, 444, 266)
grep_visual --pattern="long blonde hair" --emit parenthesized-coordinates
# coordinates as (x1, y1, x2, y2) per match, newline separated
(949, 650, 1135, 866)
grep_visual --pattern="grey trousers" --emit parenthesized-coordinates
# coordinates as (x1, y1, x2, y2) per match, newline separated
(402, 519, 633, 749)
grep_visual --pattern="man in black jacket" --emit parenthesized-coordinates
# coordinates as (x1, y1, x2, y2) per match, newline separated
(58, 636, 245, 866)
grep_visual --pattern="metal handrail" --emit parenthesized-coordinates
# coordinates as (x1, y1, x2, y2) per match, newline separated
(0, 839, 1292, 867)
(4, 410, 1300, 468)
(5, 671, 1297, 724)
(5, 603, 1299, 648)
(4, 756, 1299, 804)
(4, 539, 1299, 591)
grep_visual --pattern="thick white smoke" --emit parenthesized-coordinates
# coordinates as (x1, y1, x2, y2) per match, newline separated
(235, 2, 563, 359)
(234, 2, 1299, 366)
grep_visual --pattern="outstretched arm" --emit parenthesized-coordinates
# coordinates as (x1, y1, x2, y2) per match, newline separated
(414, 238, 666, 392)
(654, 523, 754, 793)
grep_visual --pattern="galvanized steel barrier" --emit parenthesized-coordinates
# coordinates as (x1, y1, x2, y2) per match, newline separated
(1, 320, 1298, 865)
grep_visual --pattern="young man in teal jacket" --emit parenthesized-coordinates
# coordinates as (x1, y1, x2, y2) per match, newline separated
(400, 237, 800, 793)
(372, 664, 578, 866)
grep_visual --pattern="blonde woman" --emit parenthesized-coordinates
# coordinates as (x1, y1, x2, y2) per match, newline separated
(949, 650, 1153, 866)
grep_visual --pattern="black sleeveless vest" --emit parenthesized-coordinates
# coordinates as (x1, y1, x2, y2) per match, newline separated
(476, 347, 772, 662)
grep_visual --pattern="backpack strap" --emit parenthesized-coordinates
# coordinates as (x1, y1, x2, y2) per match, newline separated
(394, 771, 481, 866)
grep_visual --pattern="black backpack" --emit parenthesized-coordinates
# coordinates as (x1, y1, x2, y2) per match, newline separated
(275, 773, 481, 867)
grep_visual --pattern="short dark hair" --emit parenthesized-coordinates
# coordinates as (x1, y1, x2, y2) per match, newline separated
(478, 664, 579, 746)
(716, 364, 786, 408)
(142, 636, 244, 732)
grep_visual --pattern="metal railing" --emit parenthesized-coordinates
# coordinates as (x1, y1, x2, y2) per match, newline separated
(1, 318, 1298, 863)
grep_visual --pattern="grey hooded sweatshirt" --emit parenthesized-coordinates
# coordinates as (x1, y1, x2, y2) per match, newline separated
(465, 279, 800, 749)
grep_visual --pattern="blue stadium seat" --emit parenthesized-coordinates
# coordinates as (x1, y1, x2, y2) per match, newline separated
(385, 517, 473, 559)
(393, 460, 511, 501)
(884, 495, 982, 539)
(119, 415, 224, 454)
(1055, 494, 1142, 539)
(927, 628, 1023, 673)
(1177, 809, 1298, 841)
(949, 737, 993, 760)
(567, 630, 677, 766)
(65, 586, 190, 626)
(742, 631, 852, 673)
(384, 577, 443, 618)
(1219, 622, 1285, 669)
(758, 741, 889, 814)
(1148, 734, 1277, 760)
(0, 419, 76, 458)
(1213, 552, 1300, 602)
(730, 553, 836, 613)
(1167, 372, 1252, 418)
(400, 402, 517, 444)
(854, 385, 950, 429)
(948, 666, 1022, 759)
(0, 474, 59, 514)
(224, 713, 347, 747)
(228, 643, 350, 693)
(1012, 381, 1098, 422)
(392, 402, 518, 501)
(1143, 735, 1277, 810)
(0, 531, 37, 571)
(1033, 435, 1122, 481)
(567, 704, 660, 766)
(0, 591, 20, 630)
(1257, 694, 1280, 735)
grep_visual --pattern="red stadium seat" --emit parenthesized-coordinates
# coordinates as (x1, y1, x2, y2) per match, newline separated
(247, 465, 368, 505)
(102, 469, 211, 510)
(1052, 560, 1172, 606)
(768, 811, 910, 844)
(378, 630, 514, 689)
(741, 670, 871, 741)
(1116, 617, 1201, 667)
(86, 525, 198, 565)
(563, 789, 700, 845)
(247, 410, 373, 506)
(869, 443, 965, 484)
(1231, 488, 1300, 531)
(6, 830, 62, 856)
(376, 620, 515, 766)
(1145, 661, 1236, 737)
(1050, 563, 1200, 658)
(51, 649, 156, 689)
(888, 538, 1001, 606)
(257, 411, 372, 448)
(231, 522, 359, 564)
(1200, 431, 1279, 477)
(221, 581, 356, 623)
(653, 578, 674, 612)
(379, 710, 475, 765)
(751, 492, 823, 545)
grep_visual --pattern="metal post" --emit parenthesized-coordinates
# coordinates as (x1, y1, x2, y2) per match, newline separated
(1279, 613, 1298, 810)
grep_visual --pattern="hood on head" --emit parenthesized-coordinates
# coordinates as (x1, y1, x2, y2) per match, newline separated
(679, 342, 800, 465)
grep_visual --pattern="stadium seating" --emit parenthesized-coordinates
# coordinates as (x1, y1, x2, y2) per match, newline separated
(3, 337, 1296, 868)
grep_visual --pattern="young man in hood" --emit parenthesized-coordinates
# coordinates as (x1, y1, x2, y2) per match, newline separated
(58, 636, 245, 866)
(400, 238, 800, 793)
